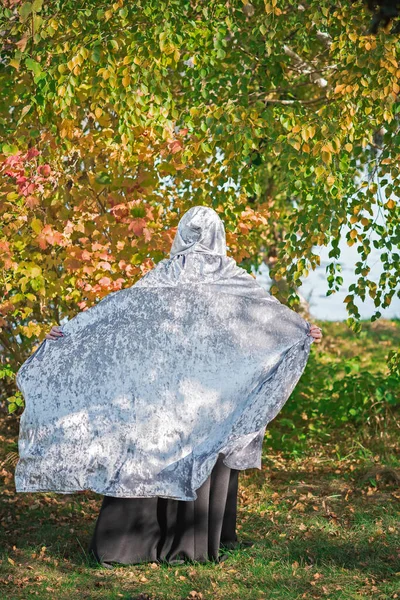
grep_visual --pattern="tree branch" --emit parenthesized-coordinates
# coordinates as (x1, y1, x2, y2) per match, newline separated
(283, 44, 329, 89)
(316, 29, 332, 48)
(263, 95, 329, 105)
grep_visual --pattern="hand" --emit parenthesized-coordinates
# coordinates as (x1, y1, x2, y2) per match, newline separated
(45, 325, 64, 340)
(309, 323, 323, 343)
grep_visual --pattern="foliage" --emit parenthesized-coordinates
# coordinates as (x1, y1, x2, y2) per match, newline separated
(0, 0, 399, 403)
(269, 319, 400, 456)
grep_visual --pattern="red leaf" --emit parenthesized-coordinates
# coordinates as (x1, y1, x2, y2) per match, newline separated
(25, 148, 40, 160)
(98, 261, 112, 271)
(38, 164, 51, 177)
(25, 195, 40, 208)
(128, 218, 146, 236)
(98, 276, 112, 287)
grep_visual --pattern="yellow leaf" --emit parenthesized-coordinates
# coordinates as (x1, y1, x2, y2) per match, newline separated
(334, 84, 346, 94)
(9, 58, 20, 70)
(321, 150, 331, 164)
(383, 110, 393, 123)
(20, 104, 32, 118)
(386, 199, 395, 209)
(307, 125, 316, 139)
(122, 76, 131, 88)
(95, 107, 103, 118)
(301, 128, 309, 142)
(31, 218, 42, 234)
(345, 143, 353, 152)
(302, 143, 310, 153)
(350, 229, 357, 239)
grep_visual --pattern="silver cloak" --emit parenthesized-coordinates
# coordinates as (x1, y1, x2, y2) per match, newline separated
(15, 206, 314, 500)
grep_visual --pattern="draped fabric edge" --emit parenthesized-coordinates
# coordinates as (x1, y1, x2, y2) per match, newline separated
(15, 331, 312, 501)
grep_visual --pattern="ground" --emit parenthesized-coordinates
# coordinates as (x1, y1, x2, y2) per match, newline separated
(1, 319, 399, 600)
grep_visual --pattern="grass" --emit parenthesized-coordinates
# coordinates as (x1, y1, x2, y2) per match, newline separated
(0, 319, 399, 600)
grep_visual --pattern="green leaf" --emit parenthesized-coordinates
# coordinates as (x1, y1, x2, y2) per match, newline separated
(25, 58, 42, 78)
(32, 0, 43, 12)
(19, 2, 32, 22)
(91, 46, 101, 63)
(2, 144, 19, 155)
(96, 172, 112, 184)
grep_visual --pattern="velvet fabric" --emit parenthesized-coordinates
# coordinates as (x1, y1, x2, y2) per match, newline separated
(15, 205, 314, 499)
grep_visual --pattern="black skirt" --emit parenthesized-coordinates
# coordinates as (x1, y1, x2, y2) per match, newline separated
(88, 453, 239, 565)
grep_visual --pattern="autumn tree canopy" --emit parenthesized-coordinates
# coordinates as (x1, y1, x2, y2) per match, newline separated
(1, 0, 399, 406)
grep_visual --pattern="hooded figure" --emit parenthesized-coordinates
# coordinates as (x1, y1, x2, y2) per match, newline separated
(15, 205, 314, 564)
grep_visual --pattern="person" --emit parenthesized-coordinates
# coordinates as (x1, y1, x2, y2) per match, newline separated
(16, 205, 322, 567)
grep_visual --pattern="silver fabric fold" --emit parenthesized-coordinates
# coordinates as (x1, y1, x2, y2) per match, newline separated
(15, 206, 313, 500)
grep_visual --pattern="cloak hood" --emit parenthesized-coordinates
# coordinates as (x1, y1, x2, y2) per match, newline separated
(170, 205, 227, 257)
